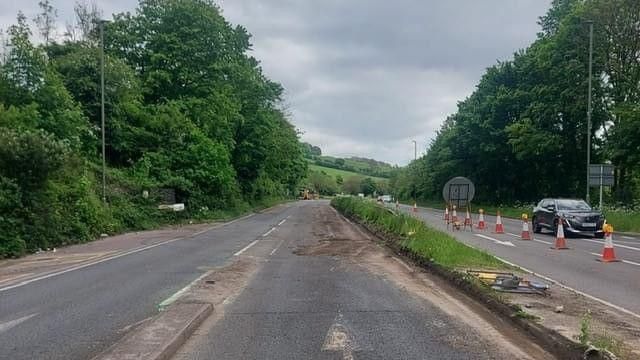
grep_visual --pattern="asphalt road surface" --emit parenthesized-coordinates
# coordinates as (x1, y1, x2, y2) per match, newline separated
(394, 203, 640, 318)
(175, 200, 550, 359)
(0, 200, 552, 360)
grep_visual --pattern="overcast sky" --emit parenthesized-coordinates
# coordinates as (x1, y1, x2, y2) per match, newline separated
(1, 0, 551, 165)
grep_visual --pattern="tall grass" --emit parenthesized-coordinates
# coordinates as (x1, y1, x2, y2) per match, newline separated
(331, 197, 505, 269)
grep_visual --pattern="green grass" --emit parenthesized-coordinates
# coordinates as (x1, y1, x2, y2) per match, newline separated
(309, 163, 388, 182)
(331, 197, 506, 269)
(602, 210, 640, 233)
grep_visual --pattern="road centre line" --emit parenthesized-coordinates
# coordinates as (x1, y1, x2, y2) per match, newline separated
(158, 272, 209, 310)
(262, 227, 277, 237)
(474, 234, 515, 247)
(234, 239, 260, 256)
(533, 239, 553, 245)
(0, 213, 261, 293)
(0, 313, 38, 334)
(278, 219, 287, 226)
(506, 233, 519, 238)
(588, 252, 639, 266)
(270, 239, 286, 256)
(622, 236, 636, 240)
(575, 237, 640, 252)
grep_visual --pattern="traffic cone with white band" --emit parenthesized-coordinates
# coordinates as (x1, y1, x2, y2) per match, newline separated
(451, 206, 458, 223)
(413, 202, 417, 213)
(464, 208, 472, 230)
(598, 224, 619, 262)
(551, 217, 569, 249)
(476, 209, 486, 230)
(494, 211, 504, 234)
(444, 206, 450, 222)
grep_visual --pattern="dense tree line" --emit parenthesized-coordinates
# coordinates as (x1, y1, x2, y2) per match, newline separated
(393, 0, 640, 206)
(0, 0, 306, 257)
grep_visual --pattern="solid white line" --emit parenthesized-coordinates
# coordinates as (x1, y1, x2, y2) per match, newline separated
(278, 219, 287, 226)
(0, 313, 38, 334)
(262, 227, 277, 237)
(622, 236, 636, 240)
(491, 254, 640, 321)
(533, 239, 553, 245)
(0, 213, 259, 293)
(158, 272, 209, 310)
(590, 252, 600, 256)
(234, 239, 260, 256)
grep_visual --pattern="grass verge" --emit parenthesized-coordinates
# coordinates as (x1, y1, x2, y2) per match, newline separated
(332, 197, 505, 269)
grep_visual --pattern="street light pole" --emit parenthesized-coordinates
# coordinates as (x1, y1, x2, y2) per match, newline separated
(586, 21, 594, 203)
(100, 20, 107, 203)
(412, 140, 417, 161)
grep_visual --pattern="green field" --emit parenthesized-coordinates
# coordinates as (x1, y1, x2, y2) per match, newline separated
(308, 163, 388, 182)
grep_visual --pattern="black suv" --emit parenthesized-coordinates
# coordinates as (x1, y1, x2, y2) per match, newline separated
(532, 198, 605, 238)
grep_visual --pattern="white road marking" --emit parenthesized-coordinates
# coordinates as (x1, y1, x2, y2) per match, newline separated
(506, 232, 520, 238)
(158, 272, 209, 310)
(262, 227, 277, 237)
(0, 313, 38, 334)
(490, 255, 640, 321)
(278, 219, 287, 226)
(270, 239, 285, 256)
(622, 259, 640, 266)
(474, 234, 515, 247)
(533, 239, 553, 245)
(575, 237, 640, 252)
(234, 239, 260, 256)
(0, 212, 260, 293)
(622, 236, 636, 240)
(590, 252, 600, 257)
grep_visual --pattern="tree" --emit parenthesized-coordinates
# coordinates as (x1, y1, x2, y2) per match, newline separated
(33, 0, 58, 45)
(360, 177, 377, 197)
(342, 176, 363, 195)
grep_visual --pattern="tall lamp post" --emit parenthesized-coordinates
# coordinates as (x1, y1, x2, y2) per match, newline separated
(586, 21, 594, 203)
(100, 20, 108, 203)
(412, 140, 417, 161)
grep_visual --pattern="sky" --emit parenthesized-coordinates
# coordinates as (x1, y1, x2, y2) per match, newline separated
(1, 0, 552, 165)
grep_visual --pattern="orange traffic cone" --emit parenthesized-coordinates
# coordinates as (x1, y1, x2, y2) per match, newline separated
(521, 214, 531, 240)
(551, 217, 569, 249)
(477, 209, 486, 230)
(451, 206, 458, 223)
(412, 202, 417, 213)
(494, 211, 504, 234)
(444, 206, 450, 221)
(464, 208, 472, 230)
(598, 224, 619, 262)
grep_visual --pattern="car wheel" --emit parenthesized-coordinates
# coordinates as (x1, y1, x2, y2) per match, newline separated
(532, 217, 541, 233)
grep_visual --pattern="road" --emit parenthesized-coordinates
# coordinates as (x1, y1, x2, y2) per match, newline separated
(0, 200, 551, 360)
(394, 203, 640, 318)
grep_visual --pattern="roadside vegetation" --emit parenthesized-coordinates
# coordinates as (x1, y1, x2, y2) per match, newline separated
(331, 197, 505, 269)
(0, 0, 306, 258)
(391, 0, 640, 227)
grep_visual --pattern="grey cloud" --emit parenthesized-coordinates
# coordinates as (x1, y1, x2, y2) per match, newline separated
(2, 0, 551, 164)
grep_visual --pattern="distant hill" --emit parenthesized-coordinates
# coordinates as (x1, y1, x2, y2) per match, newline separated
(301, 143, 397, 179)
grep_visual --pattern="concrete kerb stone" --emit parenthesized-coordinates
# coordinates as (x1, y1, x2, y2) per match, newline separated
(94, 302, 213, 360)
(336, 208, 588, 360)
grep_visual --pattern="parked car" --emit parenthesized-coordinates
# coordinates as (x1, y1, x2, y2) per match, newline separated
(532, 198, 605, 238)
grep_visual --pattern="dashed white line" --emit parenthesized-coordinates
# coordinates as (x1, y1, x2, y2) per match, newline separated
(270, 239, 285, 256)
(622, 236, 636, 240)
(234, 239, 260, 256)
(533, 239, 553, 245)
(262, 227, 277, 237)
(474, 234, 515, 247)
(575, 237, 640, 252)
(158, 271, 209, 309)
(622, 259, 640, 266)
(0, 313, 38, 334)
(278, 219, 287, 226)
(506, 232, 520, 238)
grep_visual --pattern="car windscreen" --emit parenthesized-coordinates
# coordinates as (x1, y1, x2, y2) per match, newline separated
(556, 199, 591, 211)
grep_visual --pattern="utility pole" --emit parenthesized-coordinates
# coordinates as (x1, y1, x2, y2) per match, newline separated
(100, 20, 107, 203)
(412, 140, 417, 161)
(586, 21, 594, 203)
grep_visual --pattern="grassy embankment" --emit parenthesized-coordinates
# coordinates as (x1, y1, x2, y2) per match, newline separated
(331, 196, 505, 269)
(308, 163, 387, 182)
